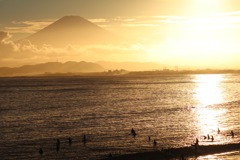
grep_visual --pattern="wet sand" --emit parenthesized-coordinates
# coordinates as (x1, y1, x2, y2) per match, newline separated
(102, 143, 240, 160)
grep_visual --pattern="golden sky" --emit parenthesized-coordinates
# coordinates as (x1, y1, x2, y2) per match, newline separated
(1, 0, 240, 69)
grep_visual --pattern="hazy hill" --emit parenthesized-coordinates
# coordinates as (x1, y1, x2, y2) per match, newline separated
(97, 61, 163, 71)
(0, 61, 105, 77)
(21, 16, 120, 47)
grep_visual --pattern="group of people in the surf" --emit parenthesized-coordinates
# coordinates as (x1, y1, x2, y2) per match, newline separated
(202, 134, 215, 142)
(131, 128, 158, 147)
(39, 128, 159, 157)
(39, 128, 237, 158)
(192, 128, 236, 147)
(39, 134, 87, 155)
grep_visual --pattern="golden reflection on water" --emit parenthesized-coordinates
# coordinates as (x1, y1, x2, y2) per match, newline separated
(193, 74, 227, 135)
(194, 74, 224, 106)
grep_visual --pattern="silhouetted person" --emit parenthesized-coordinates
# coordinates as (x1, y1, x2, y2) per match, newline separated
(131, 128, 136, 137)
(207, 134, 210, 140)
(217, 128, 220, 134)
(148, 136, 151, 142)
(56, 139, 60, 152)
(195, 138, 199, 146)
(56, 145, 59, 152)
(153, 139, 157, 146)
(39, 148, 43, 155)
(57, 139, 60, 146)
(131, 128, 134, 133)
(211, 136, 214, 142)
(231, 130, 234, 138)
(203, 135, 207, 140)
(131, 128, 135, 134)
(68, 137, 72, 146)
(83, 134, 87, 144)
(193, 139, 199, 154)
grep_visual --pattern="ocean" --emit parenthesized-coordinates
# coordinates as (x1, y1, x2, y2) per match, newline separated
(0, 74, 239, 160)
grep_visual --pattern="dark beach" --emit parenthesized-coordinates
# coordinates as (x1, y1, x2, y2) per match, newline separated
(103, 143, 240, 160)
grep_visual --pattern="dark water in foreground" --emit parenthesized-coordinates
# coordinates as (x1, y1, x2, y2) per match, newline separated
(0, 74, 239, 159)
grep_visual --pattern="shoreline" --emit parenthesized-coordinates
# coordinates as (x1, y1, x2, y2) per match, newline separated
(1, 69, 240, 78)
(102, 143, 240, 160)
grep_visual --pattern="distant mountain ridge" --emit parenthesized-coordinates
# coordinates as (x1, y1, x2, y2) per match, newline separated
(21, 16, 120, 47)
(0, 61, 105, 77)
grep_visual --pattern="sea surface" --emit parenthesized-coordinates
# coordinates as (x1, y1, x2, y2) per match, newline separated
(0, 74, 239, 160)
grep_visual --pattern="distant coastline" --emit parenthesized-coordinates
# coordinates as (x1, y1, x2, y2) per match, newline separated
(19, 69, 240, 77)
(127, 69, 240, 76)
(1, 60, 240, 78)
(1, 69, 240, 78)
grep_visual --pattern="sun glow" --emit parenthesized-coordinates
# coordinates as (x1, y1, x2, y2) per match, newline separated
(194, 74, 224, 106)
(198, 0, 218, 6)
(141, 11, 240, 68)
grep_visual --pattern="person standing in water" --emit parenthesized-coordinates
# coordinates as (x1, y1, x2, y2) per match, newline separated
(68, 137, 72, 146)
(231, 130, 234, 138)
(56, 139, 60, 152)
(195, 138, 199, 145)
(211, 136, 214, 142)
(153, 140, 157, 146)
(207, 134, 210, 140)
(131, 128, 136, 137)
(148, 136, 151, 142)
(83, 134, 87, 144)
(39, 148, 43, 155)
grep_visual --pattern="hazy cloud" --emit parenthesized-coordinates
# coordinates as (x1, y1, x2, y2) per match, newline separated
(0, 31, 19, 58)
(0, 31, 10, 41)
(5, 20, 54, 34)
(0, 32, 150, 67)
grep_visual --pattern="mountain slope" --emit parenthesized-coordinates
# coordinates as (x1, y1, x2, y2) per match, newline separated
(0, 61, 105, 77)
(22, 16, 119, 47)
